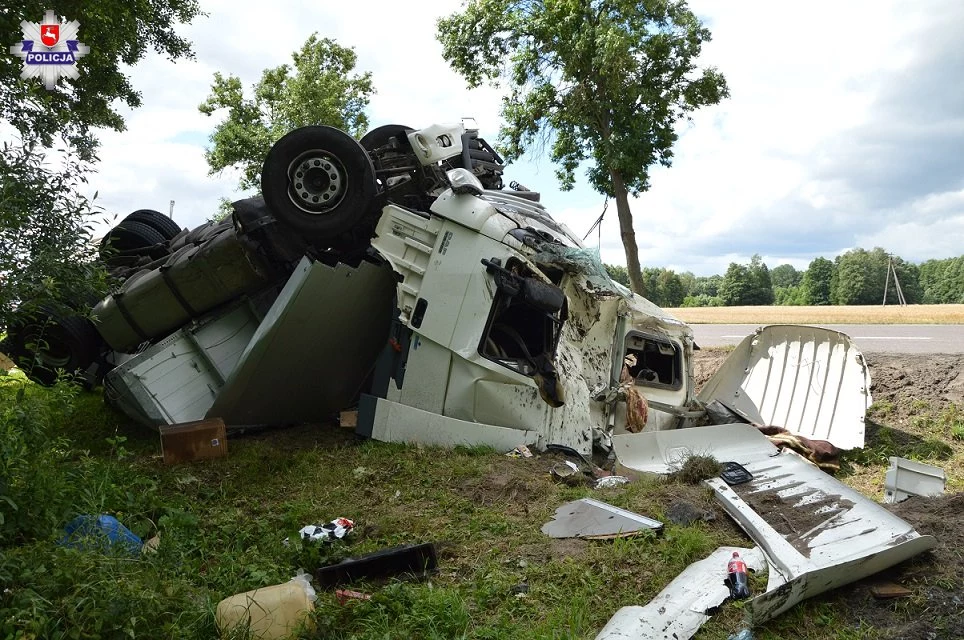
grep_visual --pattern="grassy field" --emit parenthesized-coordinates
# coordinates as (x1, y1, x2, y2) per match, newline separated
(665, 304, 964, 325)
(2, 370, 962, 639)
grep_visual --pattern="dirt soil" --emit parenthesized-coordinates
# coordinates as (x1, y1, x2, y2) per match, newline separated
(693, 350, 964, 640)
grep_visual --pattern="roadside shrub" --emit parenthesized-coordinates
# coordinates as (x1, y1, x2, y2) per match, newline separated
(0, 373, 79, 544)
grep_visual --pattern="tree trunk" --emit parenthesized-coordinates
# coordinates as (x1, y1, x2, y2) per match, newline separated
(610, 170, 645, 295)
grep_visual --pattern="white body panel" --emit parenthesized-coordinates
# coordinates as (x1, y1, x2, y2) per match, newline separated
(614, 424, 936, 625)
(699, 325, 872, 449)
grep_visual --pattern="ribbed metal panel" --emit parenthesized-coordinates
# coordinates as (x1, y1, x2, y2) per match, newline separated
(699, 325, 871, 449)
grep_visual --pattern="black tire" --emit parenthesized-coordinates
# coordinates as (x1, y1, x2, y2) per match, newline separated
(124, 209, 182, 240)
(261, 126, 377, 243)
(359, 124, 414, 152)
(5, 312, 103, 386)
(101, 219, 167, 254)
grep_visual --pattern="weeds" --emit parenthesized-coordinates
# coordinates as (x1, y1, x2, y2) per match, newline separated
(669, 454, 723, 484)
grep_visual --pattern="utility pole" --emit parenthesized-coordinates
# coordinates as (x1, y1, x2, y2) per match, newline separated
(169, 200, 175, 219)
(882, 255, 907, 306)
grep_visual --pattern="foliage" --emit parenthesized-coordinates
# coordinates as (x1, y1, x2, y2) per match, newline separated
(681, 294, 723, 307)
(834, 247, 920, 305)
(690, 274, 723, 298)
(0, 375, 77, 542)
(199, 34, 374, 192)
(802, 257, 835, 306)
(770, 263, 801, 288)
(604, 263, 630, 287)
(605, 264, 685, 306)
(720, 262, 750, 306)
(658, 269, 686, 307)
(0, 139, 108, 330)
(746, 254, 774, 305)
(774, 284, 807, 306)
(438, 0, 728, 294)
(919, 256, 964, 304)
(1, 0, 203, 161)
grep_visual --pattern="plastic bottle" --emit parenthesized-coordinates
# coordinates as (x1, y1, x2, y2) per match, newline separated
(216, 572, 316, 639)
(727, 551, 751, 599)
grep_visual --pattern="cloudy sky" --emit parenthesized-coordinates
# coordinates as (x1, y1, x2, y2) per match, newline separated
(79, 0, 964, 276)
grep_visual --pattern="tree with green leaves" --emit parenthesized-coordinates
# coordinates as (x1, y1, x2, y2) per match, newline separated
(746, 254, 774, 305)
(1, 1, 202, 330)
(604, 264, 630, 287)
(771, 264, 801, 289)
(833, 247, 920, 305)
(199, 35, 374, 192)
(2, 0, 203, 161)
(802, 257, 835, 305)
(920, 257, 964, 303)
(720, 263, 751, 306)
(658, 269, 686, 307)
(438, 0, 727, 295)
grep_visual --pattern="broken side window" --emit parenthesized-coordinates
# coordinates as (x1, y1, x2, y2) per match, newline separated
(478, 258, 567, 377)
(623, 332, 683, 390)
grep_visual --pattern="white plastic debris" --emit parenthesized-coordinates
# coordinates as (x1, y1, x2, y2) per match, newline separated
(594, 476, 630, 489)
(299, 518, 354, 542)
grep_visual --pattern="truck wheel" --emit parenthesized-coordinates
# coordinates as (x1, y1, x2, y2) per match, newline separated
(5, 312, 103, 386)
(261, 126, 376, 243)
(124, 209, 182, 240)
(360, 124, 414, 152)
(100, 219, 167, 255)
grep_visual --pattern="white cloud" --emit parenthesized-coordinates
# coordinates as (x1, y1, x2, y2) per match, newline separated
(20, 0, 963, 274)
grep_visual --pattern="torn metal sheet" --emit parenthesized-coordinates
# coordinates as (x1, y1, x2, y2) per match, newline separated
(699, 325, 871, 450)
(884, 456, 946, 503)
(595, 546, 766, 640)
(616, 424, 936, 624)
(612, 423, 769, 476)
(541, 498, 662, 539)
(206, 256, 396, 426)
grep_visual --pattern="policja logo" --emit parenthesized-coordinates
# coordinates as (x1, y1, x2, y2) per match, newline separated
(10, 9, 90, 90)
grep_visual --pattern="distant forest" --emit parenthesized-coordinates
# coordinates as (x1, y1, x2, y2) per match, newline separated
(604, 247, 964, 307)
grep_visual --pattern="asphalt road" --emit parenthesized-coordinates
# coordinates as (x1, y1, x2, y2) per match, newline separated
(691, 324, 964, 354)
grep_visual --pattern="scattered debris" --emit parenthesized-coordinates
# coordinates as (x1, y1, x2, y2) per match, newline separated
(339, 410, 358, 428)
(616, 423, 937, 624)
(334, 589, 372, 605)
(217, 571, 316, 639)
(549, 460, 583, 485)
(727, 630, 754, 640)
(595, 546, 766, 640)
(510, 583, 529, 597)
(726, 551, 752, 599)
(757, 425, 842, 472)
(159, 417, 227, 464)
(59, 514, 142, 555)
(293, 518, 354, 544)
(665, 501, 716, 526)
(541, 498, 663, 539)
(593, 475, 630, 489)
(506, 445, 533, 458)
(314, 543, 438, 588)
(870, 582, 913, 600)
(719, 461, 753, 486)
(142, 534, 160, 555)
(884, 456, 946, 503)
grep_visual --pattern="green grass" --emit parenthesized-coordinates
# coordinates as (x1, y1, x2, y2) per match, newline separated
(2, 380, 961, 639)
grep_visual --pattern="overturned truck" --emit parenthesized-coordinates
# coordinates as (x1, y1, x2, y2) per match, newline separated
(6, 121, 936, 632)
(7, 121, 878, 454)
